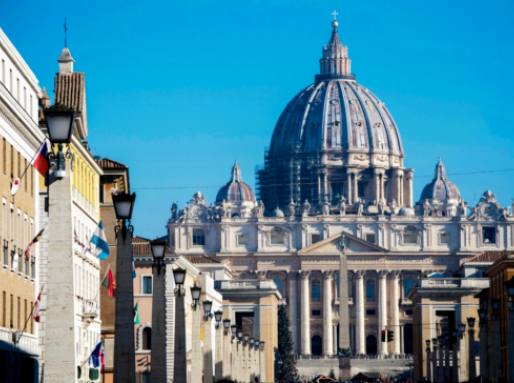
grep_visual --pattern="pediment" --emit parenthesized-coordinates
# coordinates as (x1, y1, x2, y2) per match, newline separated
(298, 231, 388, 256)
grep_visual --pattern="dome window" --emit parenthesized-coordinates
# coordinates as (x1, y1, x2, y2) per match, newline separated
(482, 227, 496, 244)
(270, 228, 286, 245)
(439, 232, 450, 245)
(403, 226, 419, 245)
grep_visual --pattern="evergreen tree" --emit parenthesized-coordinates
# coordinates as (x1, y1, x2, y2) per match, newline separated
(275, 304, 299, 382)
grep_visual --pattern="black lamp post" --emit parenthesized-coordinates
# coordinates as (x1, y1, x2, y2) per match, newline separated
(45, 105, 74, 179)
(172, 266, 187, 383)
(150, 239, 166, 275)
(112, 190, 136, 383)
(191, 284, 201, 310)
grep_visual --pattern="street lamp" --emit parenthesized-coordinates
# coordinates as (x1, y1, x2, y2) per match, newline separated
(173, 267, 186, 296)
(223, 319, 231, 333)
(112, 189, 137, 383)
(45, 104, 75, 179)
(191, 284, 201, 309)
(457, 323, 466, 338)
(203, 300, 213, 319)
(214, 310, 223, 328)
(150, 239, 166, 275)
(467, 317, 476, 328)
(231, 325, 237, 339)
(173, 266, 187, 383)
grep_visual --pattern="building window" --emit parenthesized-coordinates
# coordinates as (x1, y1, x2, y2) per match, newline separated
(142, 276, 152, 295)
(142, 327, 152, 350)
(311, 280, 321, 301)
(366, 309, 376, 316)
(24, 255, 29, 276)
(405, 309, 413, 316)
(270, 228, 286, 245)
(365, 233, 376, 244)
(236, 233, 247, 246)
(310, 233, 322, 245)
(482, 227, 496, 244)
(439, 232, 450, 245)
(366, 279, 376, 301)
(403, 226, 418, 245)
(403, 278, 416, 298)
(192, 228, 205, 246)
(311, 309, 321, 316)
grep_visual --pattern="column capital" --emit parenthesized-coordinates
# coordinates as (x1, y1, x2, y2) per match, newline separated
(391, 270, 401, 279)
(355, 270, 366, 278)
(323, 270, 335, 278)
(377, 269, 390, 278)
(300, 270, 311, 279)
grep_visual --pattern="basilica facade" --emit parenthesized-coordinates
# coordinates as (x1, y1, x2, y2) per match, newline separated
(167, 17, 514, 366)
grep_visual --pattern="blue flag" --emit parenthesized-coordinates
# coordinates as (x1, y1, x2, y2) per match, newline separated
(90, 221, 110, 260)
(132, 257, 136, 279)
(89, 341, 103, 368)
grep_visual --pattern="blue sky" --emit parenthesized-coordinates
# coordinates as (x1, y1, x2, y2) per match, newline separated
(2, 0, 513, 238)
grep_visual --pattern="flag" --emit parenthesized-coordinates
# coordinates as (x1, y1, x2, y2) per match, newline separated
(134, 303, 140, 325)
(34, 289, 42, 322)
(101, 266, 116, 297)
(10, 177, 20, 196)
(24, 227, 45, 259)
(89, 341, 105, 371)
(33, 140, 50, 176)
(89, 221, 109, 260)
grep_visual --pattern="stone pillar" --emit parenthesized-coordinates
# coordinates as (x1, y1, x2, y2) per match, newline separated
(114, 226, 136, 383)
(353, 172, 359, 204)
(259, 343, 266, 382)
(288, 272, 298, 354)
(323, 271, 334, 356)
(151, 263, 167, 383)
(355, 271, 366, 355)
(377, 271, 388, 356)
(203, 317, 214, 383)
(391, 271, 401, 355)
(173, 288, 187, 383)
(339, 248, 350, 351)
(222, 327, 232, 379)
(404, 169, 414, 208)
(44, 158, 77, 382)
(346, 172, 353, 203)
(300, 271, 311, 355)
(215, 324, 223, 380)
(191, 307, 203, 382)
(231, 339, 238, 381)
(373, 169, 380, 202)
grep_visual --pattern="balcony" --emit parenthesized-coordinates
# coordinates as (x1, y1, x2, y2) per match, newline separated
(81, 299, 99, 322)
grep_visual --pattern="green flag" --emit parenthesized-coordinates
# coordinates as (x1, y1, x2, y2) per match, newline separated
(134, 303, 140, 325)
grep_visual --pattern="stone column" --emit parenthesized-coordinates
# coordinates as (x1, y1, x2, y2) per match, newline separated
(191, 307, 203, 382)
(323, 271, 334, 356)
(346, 172, 353, 203)
(391, 271, 401, 355)
(353, 172, 359, 204)
(373, 169, 380, 203)
(377, 271, 388, 356)
(44, 158, 78, 382)
(114, 225, 136, 383)
(203, 317, 214, 383)
(173, 288, 187, 383)
(259, 343, 266, 382)
(231, 339, 238, 381)
(288, 272, 298, 354)
(355, 271, 366, 355)
(339, 247, 350, 351)
(222, 327, 232, 379)
(300, 271, 311, 356)
(215, 324, 223, 380)
(405, 169, 414, 208)
(151, 262, 167, 383)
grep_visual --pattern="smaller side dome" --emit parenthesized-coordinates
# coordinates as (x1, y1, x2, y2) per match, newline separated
(419, 160, 461, 204)
(215, 162, 255, 204)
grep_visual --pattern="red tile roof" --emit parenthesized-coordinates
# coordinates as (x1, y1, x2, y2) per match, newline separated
(95, 157, 128, 170)
(467, 251, 512, 264)
(54, 73, 85, 113)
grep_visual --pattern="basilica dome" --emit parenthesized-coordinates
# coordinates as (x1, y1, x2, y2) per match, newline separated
(216, 162, 255, 204)
(258, 18, 407, 213)
(419, 160, 461, 205)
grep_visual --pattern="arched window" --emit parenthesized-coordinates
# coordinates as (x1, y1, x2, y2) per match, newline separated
(311, 280, 321, 301)
(366, 279, 375, 302)
(142, 327, 152, 350)
(403, 226, 418, 245)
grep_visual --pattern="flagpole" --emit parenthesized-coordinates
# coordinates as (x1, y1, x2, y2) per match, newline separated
(19, 138, 49, 182)
(14, 285, 43, 346)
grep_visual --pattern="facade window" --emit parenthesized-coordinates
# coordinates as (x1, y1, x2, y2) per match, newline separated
(366, 279, 376, 301)
(270, 228, 286, 245)
(192, 228, 205, 246)
(311, 280, 321, 301)
(142, 327, 152, 350)
(403, 226, 418, 245)
(311, 309, 321, 316)
(24, 255, 29, 276)
(405, 309, 413, 316)
(365, 233, 376, 244)
(439, 232, 450, 245)
(366, 309, 376, 316)
(482, 227, 496, 244)
(142, 276, 152, 295)
(236, 233, 247, 246)
(310, 233, 322, 245)
(402, 278, 416, 298)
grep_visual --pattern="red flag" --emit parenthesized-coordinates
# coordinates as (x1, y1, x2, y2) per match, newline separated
(34, 290, 42, 322)
(101, 267, 116, 297)
(24, 227, 45, 260)
(33, 140, 50, 176)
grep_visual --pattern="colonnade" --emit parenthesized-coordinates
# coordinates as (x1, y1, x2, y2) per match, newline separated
(290, 269, 404, 357)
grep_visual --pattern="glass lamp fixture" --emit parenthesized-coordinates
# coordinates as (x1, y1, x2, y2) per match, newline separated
(112, 192, 136, 221)
(466, 317, 476, 328)
(173, 268, 186, 286)
(223, 319, 231, 330)
(231, 325, 237, 337)
(425, 339, 431, 349)
(202, 300, 213, 318)
(150, 239, 166, 261)
(214, 310, 223, 324)
(190, 284, 201, 308)
(45, 105, 74, 144)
